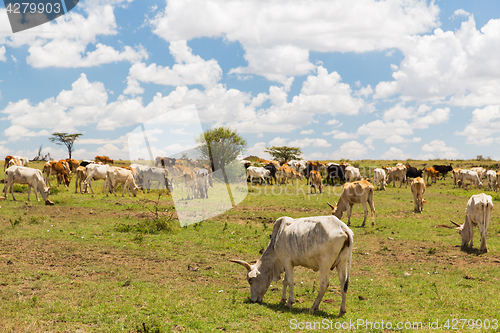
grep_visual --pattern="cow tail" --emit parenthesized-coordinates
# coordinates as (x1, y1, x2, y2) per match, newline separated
(343, 229, 353, 293)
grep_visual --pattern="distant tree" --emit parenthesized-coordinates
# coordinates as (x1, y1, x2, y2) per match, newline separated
(264, 146, 302, 162)
(196, 127, 247, 172)
(49, 132, 82, 159)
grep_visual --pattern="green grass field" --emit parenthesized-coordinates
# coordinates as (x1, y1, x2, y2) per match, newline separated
(1, 160, 500, 332)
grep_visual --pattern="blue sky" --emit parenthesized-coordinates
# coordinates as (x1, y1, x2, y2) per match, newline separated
(1, 0, 500, 162)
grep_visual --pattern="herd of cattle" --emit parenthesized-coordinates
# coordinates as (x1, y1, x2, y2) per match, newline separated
(233, 159, 496, 316)
(2, 155, 213, 204)
(2, 154, 495, 316)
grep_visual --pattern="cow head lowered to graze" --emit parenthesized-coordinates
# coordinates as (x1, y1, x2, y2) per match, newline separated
(231, 216, 353, 317)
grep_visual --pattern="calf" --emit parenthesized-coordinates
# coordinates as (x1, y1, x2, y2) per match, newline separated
(424, 167, 439, 185)
(74, 166, 88, 194)
(328, 179, 375, 227)
(84, 164, 110, 194)
(432, 164, 453, 180)
(486, 170, 497, 191)
(277, 165, 303, 185)
(373, 168, 386, 191)
(451, 193, 493, 253)
(387, 165, 407, 188)
(3, 166, 50, 202)
(345, 166, 361, 183)
(195, 168, 209, 199)
(452, 167, 462, 187)
(309, 170, 323, 194)
(231, 215, 353, 316)
(43, 161, 71, 188)
(410, 177, 426, 213)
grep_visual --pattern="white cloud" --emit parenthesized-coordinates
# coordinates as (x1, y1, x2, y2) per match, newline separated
(288, 138, 331, 148)
(268, 137, 289, 146)
(0, 45, 6, 62)
(150, 0, 439, 82)
(381, 147, 410, 160)
(245, 142, 272, 159)
(300, 129, 314, 135)
(374, 14, 500, 106)
(420, 139, 461, 159)
(124, 40, 222, 93)
(2, 2, 147, 68)
(331, 141, 367, 160)
(455, 105, 500, 146)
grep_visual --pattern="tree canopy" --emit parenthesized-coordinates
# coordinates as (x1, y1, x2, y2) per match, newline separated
(196, 127, 247, 172)
(264, 146, 302, 162)
(49, 132, 82, 159)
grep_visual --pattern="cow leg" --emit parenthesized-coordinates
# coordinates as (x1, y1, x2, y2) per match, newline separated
(282, 261, 295, 308)
(9, 183, 16, 201)
(479, 227, 488, 253)
(361, 201, 368, 227)
(280, 277, 289, 304)
(347, 204, 353, 226)
(311, 264, 330, 313)
(336, 253, 349, 317)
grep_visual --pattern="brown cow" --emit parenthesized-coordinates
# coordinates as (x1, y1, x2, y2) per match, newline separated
(75, 166, 88, 194)
(327, 179, 375, 227)
(66, 158, 80, 172)
(4, 155, 14, 172)
(410, 177, 427, 213)
(95, 155, 113, 164)
(43, 161, 71, 187)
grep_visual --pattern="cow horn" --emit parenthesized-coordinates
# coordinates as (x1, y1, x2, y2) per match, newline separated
(229, 259, 252, 271)
(450, 220, 461, 227)
(327, 201, 336, 209)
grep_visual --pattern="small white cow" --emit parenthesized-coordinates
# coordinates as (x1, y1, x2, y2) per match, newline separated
(75, 166, 88, 194)
(458, 170, 482, 189)
(3, 166, 50, 202)
(471, 167, 487, 179)
(105, 167, 139, 197)
(231, 215, 353, 316)
(247, 166, 270, 185)
(387, 165, 407, 188)
(195, 168, 209, 199)
(345, 166, 361, 183)
(13, 155, 29, 166)
(451, 193, 493, 253)
(373, 168, 386, 191)
(410, 177, 426, 213)
(486, 170, 497, 191)
(140, 166, 171, 193)
(84, 164, 110, 194)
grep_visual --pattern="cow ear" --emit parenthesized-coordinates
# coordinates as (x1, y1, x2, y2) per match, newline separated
(230, 259, 252, 271)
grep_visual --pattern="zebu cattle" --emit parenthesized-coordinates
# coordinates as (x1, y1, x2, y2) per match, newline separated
(12, 156, 29, 166)
(276, 165, 303, 185)
(141, 166, 171, 193)
(287, 160, 307, 175)
(424, 167, 439, 185)
(180, 166, 197, 200)
(43, 161, 71, 188)
(4, 156, 14, 171)
(74, 166, 88, 194)
(432, 164, 453, 180)
(58, 159, 72, 176)
(155, 156, 176, 167)
(326, 163, 346, 185)
(246, 166, 270, 185)
(3, 166, 50, 202)
(7, 158, 22, 168)
(471, 167, 487, 179)
(195, 168, 209, 199)
(486, 170, 497, 191)
(345, 166, 361, 183)
(451, 193, 493, 253)
(410, 177, 426, 213)
(328, 179, 375, 227)
(387, 165, 407, 188)
(231, 215, 353, 316)
(66, 158, 80, 172)
(373, 168, 386, 191)
(304, 161, 323, 185)
(264, 163, 277, 185)
(95, 155, 113, 164)
(458, 169, 482, 189)
(309, 170, 323, 194)
(452, 167, 462, 187)
(405, 166, 423, 184)
(84, 164, 110, 194)
(105, 167, 139, 197)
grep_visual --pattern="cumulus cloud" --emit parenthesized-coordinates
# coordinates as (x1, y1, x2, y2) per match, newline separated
(2, 2, 147, 68)
(288, 138, 331, 148)
(381, 147, 410, 160)
(375, 14, 500, 106)
(420, 139, 461, 159)
(455, 105, 500, 146)
(300, 129, 314, 135)
(150, 0, 439, 82)
(124, 40, 222, 93)
(0, 45, 6, 62)
(331, 141, 367, 160)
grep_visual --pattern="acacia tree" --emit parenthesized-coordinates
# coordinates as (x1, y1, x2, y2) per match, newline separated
(49, 132, 82, 159)
(264, 146, 302, 162)
(196, 127, 247, 172)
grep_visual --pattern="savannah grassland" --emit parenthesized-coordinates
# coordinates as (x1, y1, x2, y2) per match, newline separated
(1, 159, 500, 332)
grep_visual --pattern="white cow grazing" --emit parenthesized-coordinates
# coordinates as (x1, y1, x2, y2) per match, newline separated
(84, 164, 110, 194)
(105, 167, 139, 197)
(451, 193, 493, 253)
(140, 166, 171, 193)
(328, 179, 375, 227)
(3, 166, 50, 202)
(373, 168, 386, 191)
(410, 177, 426, 213)
(345, 166, 361, 183)
(13, 156, 29, 166)
(458, 169, 482, 189)
(387, 165, 407, 188)
(246, 166, 270, 185)
(231, 215, 353, 316)
(486, 170, 497, 191)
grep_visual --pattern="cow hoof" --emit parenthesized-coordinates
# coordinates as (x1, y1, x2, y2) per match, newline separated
(337, 310, 346, 317)
(45, 199, 55, 205)
(286, 301, 294, 309)
(309, 308, 317, 314)
(280, 298, 286, 304)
